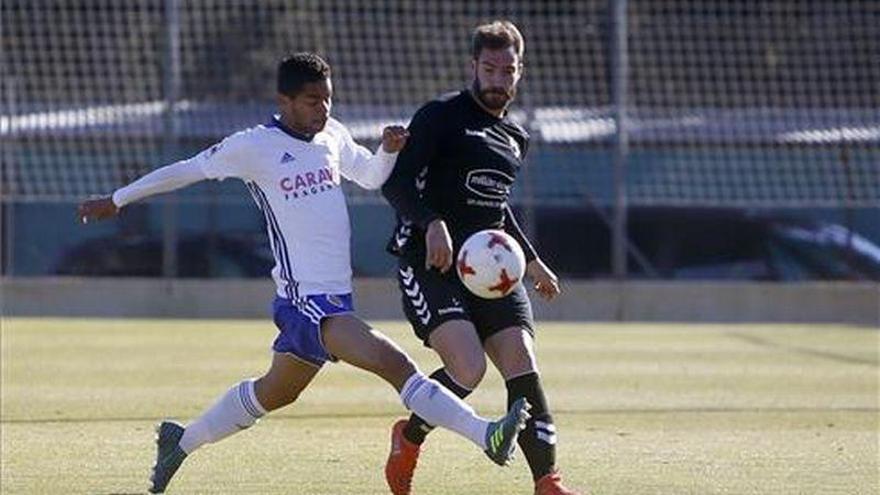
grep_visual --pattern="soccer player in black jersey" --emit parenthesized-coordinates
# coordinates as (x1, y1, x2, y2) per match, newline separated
(381, 20, 582, 495)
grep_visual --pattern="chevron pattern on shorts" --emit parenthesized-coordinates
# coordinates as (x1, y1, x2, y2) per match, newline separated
(399, 265, 431, 325)
(415, 166, 428, 191)
(394, 223, 412, 250)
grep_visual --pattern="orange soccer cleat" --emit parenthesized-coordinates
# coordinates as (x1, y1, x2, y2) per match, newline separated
(385, 419, 422, 495)
(535, 471, 584, 495)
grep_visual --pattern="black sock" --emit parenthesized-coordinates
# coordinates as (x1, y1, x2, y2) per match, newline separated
(507, 372, 556, 481)
(402, 368, 472, 445)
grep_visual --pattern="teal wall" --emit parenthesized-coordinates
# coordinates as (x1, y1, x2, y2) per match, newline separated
(4, 146, 878, 277)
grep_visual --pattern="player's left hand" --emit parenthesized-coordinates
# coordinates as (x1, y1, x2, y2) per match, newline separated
(526, 258, 561, 300)
(381, 125, 409, 153)
(77, 195, 119, 224)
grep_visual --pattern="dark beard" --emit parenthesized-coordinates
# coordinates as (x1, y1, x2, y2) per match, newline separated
(472, 80, 513, 110)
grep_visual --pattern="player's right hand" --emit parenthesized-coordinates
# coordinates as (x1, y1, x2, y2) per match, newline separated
(77, 196, 119, 224)
(425, 218, 454, 272)
(381, 125, 409, 153)
(526, 258, 561, 301)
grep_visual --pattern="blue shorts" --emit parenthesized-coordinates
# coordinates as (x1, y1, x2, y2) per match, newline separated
(272, 293, 354, 367)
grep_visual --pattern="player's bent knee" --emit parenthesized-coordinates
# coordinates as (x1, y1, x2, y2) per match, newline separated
(428, 320, 486, 388)
(446, 356, 486, 389)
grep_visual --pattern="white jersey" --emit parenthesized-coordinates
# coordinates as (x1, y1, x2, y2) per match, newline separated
(113, 116, 396, 299)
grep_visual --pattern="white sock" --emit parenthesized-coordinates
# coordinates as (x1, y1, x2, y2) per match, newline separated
(399, 373, 489, 449)
(178, 379, 267, 454)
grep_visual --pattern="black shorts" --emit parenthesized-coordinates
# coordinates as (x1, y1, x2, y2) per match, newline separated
(395, 256, 535, 347)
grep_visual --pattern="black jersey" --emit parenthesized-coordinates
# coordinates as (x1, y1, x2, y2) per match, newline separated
(382, 90, 537, 262)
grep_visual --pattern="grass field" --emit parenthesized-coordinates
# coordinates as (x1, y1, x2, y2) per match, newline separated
(1, 318, 877, 494)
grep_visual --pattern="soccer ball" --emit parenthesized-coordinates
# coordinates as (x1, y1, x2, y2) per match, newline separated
(456, 229, 526, 299)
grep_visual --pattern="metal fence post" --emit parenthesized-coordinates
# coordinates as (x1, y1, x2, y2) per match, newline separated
(610, 0, 629, 280)
(1, 76, 15, 277)
(162, 0, 181, 279)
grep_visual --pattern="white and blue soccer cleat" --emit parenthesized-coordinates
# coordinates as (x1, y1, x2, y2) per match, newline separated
(149, 421, 188, 493)
(483, 397, 531, 466)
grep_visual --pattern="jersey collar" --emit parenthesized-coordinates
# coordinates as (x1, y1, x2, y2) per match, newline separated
(268, 115, 314, 142)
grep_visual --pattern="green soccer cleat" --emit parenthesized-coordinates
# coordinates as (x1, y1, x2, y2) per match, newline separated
(149, 421, 188, 493)
(483, 397, 531, 466)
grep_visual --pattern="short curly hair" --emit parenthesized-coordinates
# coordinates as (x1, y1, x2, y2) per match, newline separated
(277, 52, 331, 97)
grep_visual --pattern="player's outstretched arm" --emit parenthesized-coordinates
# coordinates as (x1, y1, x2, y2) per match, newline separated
(77, 159, 208, 224)
(338, 125, 409, 190)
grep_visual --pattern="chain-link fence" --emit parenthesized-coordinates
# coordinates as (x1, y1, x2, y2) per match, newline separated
(2, 1, 878, 277)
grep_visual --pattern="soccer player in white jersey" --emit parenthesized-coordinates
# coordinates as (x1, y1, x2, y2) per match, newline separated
(77, 52, 530, 494)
